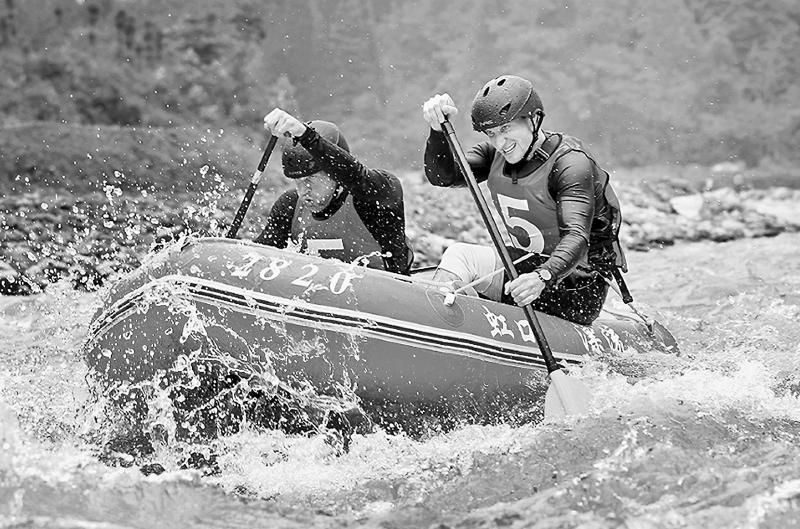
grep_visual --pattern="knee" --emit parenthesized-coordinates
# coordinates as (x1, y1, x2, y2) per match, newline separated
(439, 242, 478, 268)
(442, 242, 478, 258)
(434, 243, 476, 282)
(438, 242, 484, 275)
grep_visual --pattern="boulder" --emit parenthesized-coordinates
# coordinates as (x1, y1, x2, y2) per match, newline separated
(669, 194, 704, 219)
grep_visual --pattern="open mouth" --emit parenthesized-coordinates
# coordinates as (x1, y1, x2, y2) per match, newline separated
(502, 143, 516, 155)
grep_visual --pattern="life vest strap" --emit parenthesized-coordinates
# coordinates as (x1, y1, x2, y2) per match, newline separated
(610, 266, 634, 304)
(511, 134, 561, 184)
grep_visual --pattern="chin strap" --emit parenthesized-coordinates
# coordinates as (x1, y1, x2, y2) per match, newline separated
(522, 112, 546, 160)
(506, 134, 560, 184)
(521, 135, 541, 164)
(506, 112, 556, 184)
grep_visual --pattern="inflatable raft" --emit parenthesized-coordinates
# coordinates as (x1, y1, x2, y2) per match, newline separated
(85, 237, 677, 420)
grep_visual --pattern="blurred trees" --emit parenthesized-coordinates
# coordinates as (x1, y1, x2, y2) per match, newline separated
(0, 0, 797, 170)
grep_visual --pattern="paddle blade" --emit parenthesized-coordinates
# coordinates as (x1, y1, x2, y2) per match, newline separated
(544, 369, 592, 419)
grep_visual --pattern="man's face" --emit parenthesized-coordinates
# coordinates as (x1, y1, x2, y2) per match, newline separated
(295, 171, 338, 211)
(484, 117, 535, 164)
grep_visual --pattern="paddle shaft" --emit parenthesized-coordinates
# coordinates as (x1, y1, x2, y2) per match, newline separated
(440, 119, 560, 374)
(226, 135, 278, 239)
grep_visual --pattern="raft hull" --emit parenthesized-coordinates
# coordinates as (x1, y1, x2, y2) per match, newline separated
(85, 237, 674, 408)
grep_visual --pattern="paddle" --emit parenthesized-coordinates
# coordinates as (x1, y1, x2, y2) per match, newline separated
(439, 118, 591, 419)
(226, 134, 278, 239)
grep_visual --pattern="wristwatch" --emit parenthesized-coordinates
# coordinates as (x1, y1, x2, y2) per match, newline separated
(534, 269, 552, 285)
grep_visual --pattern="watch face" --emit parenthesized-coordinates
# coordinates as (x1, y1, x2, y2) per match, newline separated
(539, 269, 552, 281)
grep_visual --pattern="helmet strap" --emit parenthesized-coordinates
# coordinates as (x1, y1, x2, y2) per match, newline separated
(521, 112, 544, 162)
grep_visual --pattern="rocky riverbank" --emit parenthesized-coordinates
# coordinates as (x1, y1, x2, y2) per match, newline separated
(405, 179, 800, 272)
(1, 179, 799, 295)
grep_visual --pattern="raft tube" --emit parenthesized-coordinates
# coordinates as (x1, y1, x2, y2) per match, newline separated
(85, 237, 677, 410)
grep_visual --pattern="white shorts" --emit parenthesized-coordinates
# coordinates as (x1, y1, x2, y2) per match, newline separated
(436, 242, 504, 300)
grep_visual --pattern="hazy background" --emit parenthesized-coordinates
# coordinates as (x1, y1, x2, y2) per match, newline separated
(1, 0, 799, 193)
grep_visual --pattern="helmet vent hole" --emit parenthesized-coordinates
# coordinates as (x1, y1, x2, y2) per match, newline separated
(499, 103, 511, 117)
(483, 86, 491, 97)
(497, 78, 506, 86)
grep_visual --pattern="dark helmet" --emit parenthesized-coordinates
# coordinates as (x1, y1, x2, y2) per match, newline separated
(282, 120, 350, 179)
(470, 75, 544, 132)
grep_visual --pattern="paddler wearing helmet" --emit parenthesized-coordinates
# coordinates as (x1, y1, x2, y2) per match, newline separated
(255, 108, 413, 274)
(421, 75, 628, 325)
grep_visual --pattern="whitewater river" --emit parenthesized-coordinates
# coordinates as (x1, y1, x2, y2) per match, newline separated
(2, 233, 799, 528)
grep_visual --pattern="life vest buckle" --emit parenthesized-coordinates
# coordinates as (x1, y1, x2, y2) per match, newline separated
(532, 147, 550, 162)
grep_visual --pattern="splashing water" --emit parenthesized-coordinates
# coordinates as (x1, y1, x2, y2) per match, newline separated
(2, 233, 800, 528)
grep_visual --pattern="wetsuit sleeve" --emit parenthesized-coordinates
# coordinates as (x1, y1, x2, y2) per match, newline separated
(351, 169, 410, 274)
(253, 189, 297, 247)
(423, 129, 494, 187)
(542, 151, 596, 280)
(296, 127, 411, 274)
(296, 126, 376, 194)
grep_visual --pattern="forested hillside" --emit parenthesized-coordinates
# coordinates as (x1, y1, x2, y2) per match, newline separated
(1, 0, 798, 172)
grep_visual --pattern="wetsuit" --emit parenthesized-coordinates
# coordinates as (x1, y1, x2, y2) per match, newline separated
(424, 129, 624, 324)
(256, 126, 412, 274)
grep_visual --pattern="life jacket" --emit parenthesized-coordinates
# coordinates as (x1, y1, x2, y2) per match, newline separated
(486, 132, 630, 291)
(291, 194, 385, 270)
